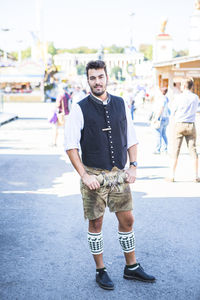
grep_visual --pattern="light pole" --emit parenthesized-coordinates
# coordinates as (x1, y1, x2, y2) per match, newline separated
(129, 12, 135, 52)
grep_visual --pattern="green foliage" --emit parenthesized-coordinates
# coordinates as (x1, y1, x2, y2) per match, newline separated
(139, 44, 153, 61)
(21, 47, 31, 59)
(104, 44, 124, 54)
(56, 44, 125, 54)
(172, 49, 189, 58)
(57, 47, 97, 54)
(48, 41, 57, 56)
(10, 51, 18, 60)
(76, 64, 86, 75)
(111, 66, 123, 80)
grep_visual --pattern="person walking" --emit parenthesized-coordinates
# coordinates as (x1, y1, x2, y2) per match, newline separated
(167, 77, 200, 182)
(152, 87, 170, 154)
(64, 60, 155, 290)
(51, 85, 71, 146)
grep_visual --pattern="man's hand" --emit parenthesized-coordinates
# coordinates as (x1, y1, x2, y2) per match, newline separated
(81, 172, 100, 190)
(125, 167, 136, 183)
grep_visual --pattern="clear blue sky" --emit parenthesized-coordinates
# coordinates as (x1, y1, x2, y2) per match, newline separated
(0, 0, 195, 52)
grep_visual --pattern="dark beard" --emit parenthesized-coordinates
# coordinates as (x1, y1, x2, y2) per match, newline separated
(92, 89, 106, 97)
(91, 85, 106, 97)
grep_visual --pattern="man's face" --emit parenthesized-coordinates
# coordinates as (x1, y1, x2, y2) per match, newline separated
(87, 68, 108, 97)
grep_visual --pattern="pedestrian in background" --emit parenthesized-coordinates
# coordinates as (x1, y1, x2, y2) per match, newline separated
(71, 85, 86, 105)
(50, 85, 71, 146)
(152, 87, 170, 154)
(64, 60, 155, 290)
(167, 77, 200, 182)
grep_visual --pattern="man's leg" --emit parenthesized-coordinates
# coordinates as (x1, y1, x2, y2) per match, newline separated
(161, 118, 169, 152)
(115, 211, 136, 265)
(185, 128, 200, 181)
(52, 124, 58, 146)
(80, 168, 114, 289)
(88, 216, 104, 268)
(167, 128, 183, 181)
(154, 127, 162, 153)
(116, 210, 155, 282)
(88, 216, 114, 290)
(169, 157, 178, 180)
(194, 156, 200, 181)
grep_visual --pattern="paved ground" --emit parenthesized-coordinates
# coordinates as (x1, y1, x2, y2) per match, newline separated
(0, 103, 200, 300)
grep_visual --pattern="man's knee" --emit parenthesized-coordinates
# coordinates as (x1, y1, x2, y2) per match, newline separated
(124, 215, 134, 228)
(119, 212, 134, 230)
(89, 216, 103, 232)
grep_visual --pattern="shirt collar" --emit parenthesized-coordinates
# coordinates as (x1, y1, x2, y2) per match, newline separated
(90, 92, 111, 105)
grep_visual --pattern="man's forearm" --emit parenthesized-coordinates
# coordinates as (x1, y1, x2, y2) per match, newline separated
(66, 149, 100, 190)
(66, 149, 86, 177)
(128, 144, 137, 163)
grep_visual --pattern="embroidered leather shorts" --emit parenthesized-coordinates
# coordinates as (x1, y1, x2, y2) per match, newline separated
(80, 166, 133, 220)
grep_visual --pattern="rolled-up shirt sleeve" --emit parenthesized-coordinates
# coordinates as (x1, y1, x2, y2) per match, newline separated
(64, 103, 84, 151)
(124, 99, 138, 148)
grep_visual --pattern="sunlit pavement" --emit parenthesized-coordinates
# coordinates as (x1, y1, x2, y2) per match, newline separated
(0, 102, 200, 300)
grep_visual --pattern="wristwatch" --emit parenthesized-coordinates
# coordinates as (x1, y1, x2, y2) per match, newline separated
(130, 161, 138, 167)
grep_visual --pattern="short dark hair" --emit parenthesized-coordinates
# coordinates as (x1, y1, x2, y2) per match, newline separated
(161, 87, 168, 95)
(184, 77, 194, 90)
(86, 60, 107, 78)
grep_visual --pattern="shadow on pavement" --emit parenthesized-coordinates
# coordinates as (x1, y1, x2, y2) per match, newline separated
(0, 154, 74, 192)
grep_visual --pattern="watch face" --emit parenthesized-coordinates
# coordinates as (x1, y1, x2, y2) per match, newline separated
(130, 161, 137, 167)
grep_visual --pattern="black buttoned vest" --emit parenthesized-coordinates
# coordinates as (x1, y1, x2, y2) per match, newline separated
(78, 94, 127, 170)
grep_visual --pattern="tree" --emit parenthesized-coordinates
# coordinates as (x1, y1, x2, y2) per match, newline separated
(10, 51, 18, 60)
(21, 47, 31, 59)
(105, 44, 124, 54)
(76, 64, 86, 75)
(173, 49, 189, 58)
(111, 66, 122, 80)
(48, 42, 57, 56)
(57, 47, 97, 54)
(139, 44, 153, 61)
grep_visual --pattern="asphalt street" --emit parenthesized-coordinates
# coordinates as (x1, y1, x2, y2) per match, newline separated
(0, 103, 200, 300)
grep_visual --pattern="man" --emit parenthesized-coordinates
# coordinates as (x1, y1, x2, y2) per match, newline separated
(64, 60, 155, 290)
(167, 77, 200, 182)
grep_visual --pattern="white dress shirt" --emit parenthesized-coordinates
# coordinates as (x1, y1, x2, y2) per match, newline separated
(64, 94, 138, 151)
